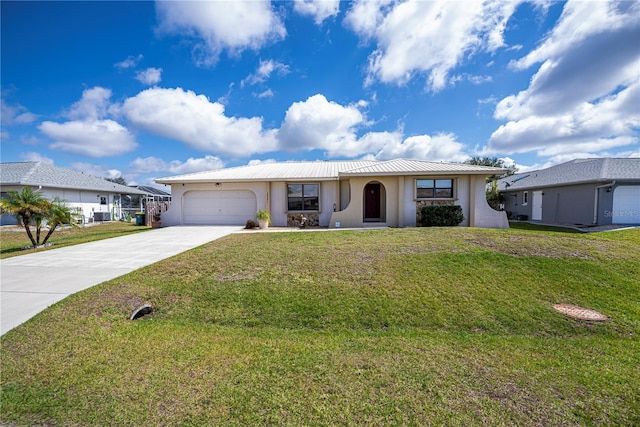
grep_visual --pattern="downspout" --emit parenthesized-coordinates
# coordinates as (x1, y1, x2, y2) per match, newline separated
(593, 181, 615, 224)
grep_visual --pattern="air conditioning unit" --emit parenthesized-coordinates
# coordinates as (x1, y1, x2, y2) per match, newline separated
(93, 212, 111, 221)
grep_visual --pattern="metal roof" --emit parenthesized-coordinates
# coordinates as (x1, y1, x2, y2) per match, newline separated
(1, 162, 147, 195)
(155, 159, 506, 184)
(129, 185, 171, 196)
(498, 158, 640, 191)
(340, 158, 508, 176)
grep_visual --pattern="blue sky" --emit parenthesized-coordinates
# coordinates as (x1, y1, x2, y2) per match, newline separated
(2, 0, 638, 187)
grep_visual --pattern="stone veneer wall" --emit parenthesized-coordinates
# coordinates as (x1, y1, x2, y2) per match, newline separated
(415, 200, 455, 226)
(287, 212, 320, 227)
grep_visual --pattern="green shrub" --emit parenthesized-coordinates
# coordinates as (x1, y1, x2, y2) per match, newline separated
(420, 205, 464, 227)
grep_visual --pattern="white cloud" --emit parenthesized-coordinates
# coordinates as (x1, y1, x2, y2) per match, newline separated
(294, 0, 340, 25)
(510, 1, 637, 71)
(121, 87, 277, 157)
(345, 0, 524, 91)
(343, 0, 394, 39)
(242, 59, 290, 86)
(135, 67, 163, 85)
(65, 87, 113, 121)
(255, 89, 274, 98)
(69, 162, 122, 180)
(20, 152, 54, 164)
(372, 132, 469, 162)
(1, 99, 38, 125)
(276, 94, 469, 161)
(130, 155, 225, 175)
(278, 94, 367, 156)
(114, 54, 143, 69)
(38, 87, 137, 158)
(247, 158, 278, 166)
(449, 74, 492, 86)
(488, 0, 640, 157)
(40, 120, 137, 157)
(155, 1, 286, 66)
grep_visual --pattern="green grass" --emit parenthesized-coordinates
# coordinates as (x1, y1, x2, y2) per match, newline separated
(509, 221, 584, 233)
(2, 227, 639, 425)
(0, 222, 150, 259)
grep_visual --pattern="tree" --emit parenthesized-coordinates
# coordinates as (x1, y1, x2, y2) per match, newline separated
(41, 197, 81, 245)
(464, 157, 516, 211)
(0, 188, 80, 248)
(464, 156, 517, 177)
(105, 177, 127, 186)
(0, 187, 48, 247)
(485, 180, 505, 211)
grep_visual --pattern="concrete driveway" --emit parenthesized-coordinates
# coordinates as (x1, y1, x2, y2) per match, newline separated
(0, 226, 240, 335)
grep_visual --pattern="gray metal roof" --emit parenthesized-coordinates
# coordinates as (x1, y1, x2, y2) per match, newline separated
(130, 185, 171, 196)
(155, 158, 506, 184)
(1, 162, 147, 195)
(498, 158, 640, 191)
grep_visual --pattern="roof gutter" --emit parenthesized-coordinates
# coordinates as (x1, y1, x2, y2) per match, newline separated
(593, 181, 615, 224)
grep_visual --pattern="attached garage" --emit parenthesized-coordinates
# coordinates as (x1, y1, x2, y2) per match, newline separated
(182, 190, 257, 225)
(612, 186, 640, 224)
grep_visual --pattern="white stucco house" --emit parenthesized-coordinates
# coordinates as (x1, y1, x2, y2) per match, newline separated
(155, 159, 509, 229)
(0, 162, 147, 225)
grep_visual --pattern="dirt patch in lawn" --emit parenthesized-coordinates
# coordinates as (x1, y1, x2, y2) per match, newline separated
(553, 304, 608, 321)
(464, 234, 597, 259)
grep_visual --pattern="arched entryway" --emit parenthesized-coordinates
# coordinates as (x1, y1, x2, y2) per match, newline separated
(363, 182, 386, 222)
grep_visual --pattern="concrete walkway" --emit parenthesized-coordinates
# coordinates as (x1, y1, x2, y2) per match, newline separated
(0, 226, 240, 335)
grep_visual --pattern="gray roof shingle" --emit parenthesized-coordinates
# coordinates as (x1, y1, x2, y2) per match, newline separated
(498, 158, 640, 191)
(1, 162, 147, 195)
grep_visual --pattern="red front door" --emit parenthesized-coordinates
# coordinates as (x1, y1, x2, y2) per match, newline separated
(364, 183, 381, 220)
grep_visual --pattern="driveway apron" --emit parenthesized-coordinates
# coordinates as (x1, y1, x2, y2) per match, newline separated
(0, 226, 240, 335)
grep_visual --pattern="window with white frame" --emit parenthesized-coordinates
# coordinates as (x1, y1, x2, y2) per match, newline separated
(522, 191, 528, 206)
(287, 183, 319, 211)
(416, 179, 454, 199)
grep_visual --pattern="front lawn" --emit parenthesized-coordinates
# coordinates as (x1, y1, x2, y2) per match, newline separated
(0, 221, 150, 259)
(2, 227, 639, 425)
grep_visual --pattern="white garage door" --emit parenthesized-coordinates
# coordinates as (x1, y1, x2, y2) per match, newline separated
(183, 190, 257, 225)
(612, 186, 640, 225)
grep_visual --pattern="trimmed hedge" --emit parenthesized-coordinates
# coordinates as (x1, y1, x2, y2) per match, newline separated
(420, 205, 464, 227)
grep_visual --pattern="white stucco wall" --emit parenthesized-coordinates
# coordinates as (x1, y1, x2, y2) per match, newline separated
(0, 185, 124, 224)
(165, 180, 341, 227)
(164, 175, 508, 229)
(329, 176, 400, 228)
(263, 181, 338, 227)
(468, 176, 509, 229)
(162, 182, 267, 226)
(456, 176, 471, 227)
(329, 174, 508, 229)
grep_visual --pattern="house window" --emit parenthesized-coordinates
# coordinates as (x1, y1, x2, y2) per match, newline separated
(522, 191, 528, 206)
(287, 184, 319, 211)
(100, 196, 107, 205)
(416, 179, 454, 199)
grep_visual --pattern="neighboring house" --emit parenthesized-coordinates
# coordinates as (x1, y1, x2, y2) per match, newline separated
(130, 185, 172, 202)
(123, 185, 172, 212)
(0, 162, 147, 225)
(498, 158, 640, 226)
(155, 158, 509, 229)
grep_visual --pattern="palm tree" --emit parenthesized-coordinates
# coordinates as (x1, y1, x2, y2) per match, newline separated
(0, 187, 49, 247)
(41, 197, 80, 245)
